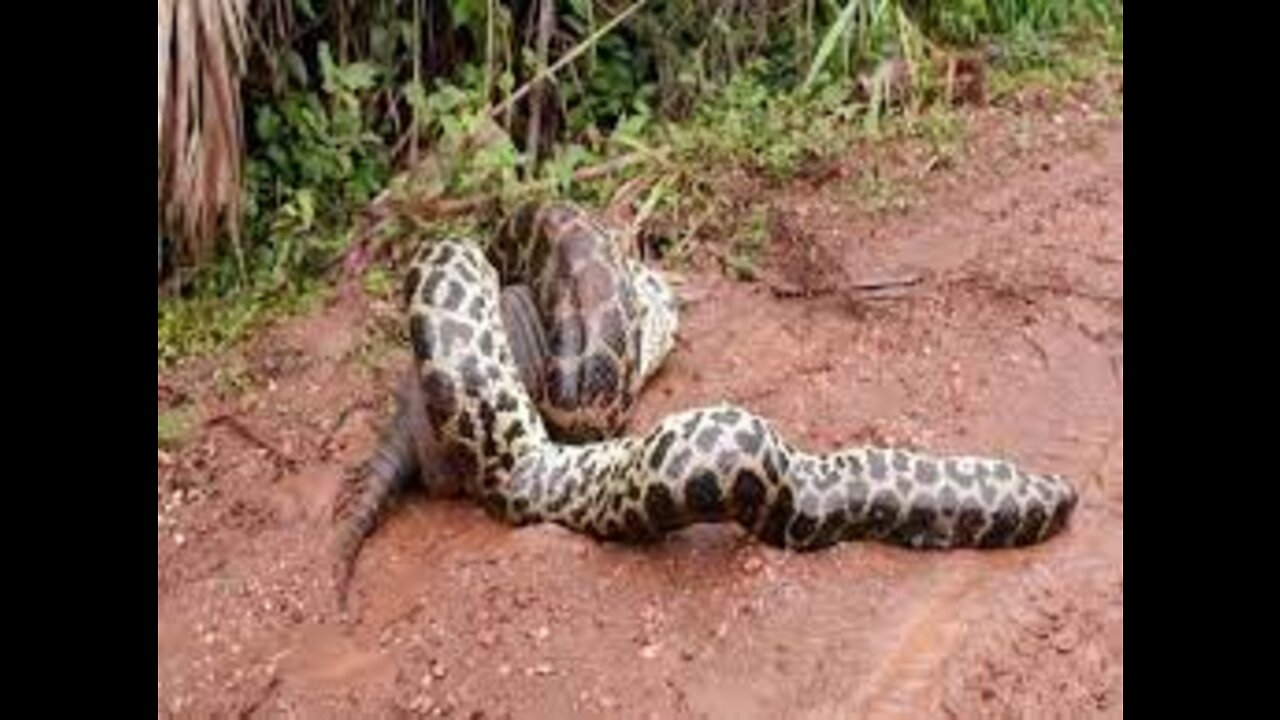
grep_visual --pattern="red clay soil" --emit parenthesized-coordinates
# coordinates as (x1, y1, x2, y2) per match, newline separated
(158, 83, 1122, 719)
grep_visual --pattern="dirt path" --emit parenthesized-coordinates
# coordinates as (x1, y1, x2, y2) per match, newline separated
(158, 90, 1122, 719)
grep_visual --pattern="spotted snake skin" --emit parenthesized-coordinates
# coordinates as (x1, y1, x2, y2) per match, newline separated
(331, 202, 1077, 602)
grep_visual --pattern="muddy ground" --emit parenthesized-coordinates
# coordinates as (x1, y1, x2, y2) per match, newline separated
(158, 78, 1123, 719)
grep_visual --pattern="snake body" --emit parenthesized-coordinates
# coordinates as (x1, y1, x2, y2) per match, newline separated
(332, 202, 1077, 600)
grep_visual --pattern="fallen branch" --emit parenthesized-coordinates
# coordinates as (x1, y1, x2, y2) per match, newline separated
(206, 413, 299, 472)
(1020, 329, 1050, 369)
(338, 149, 667, 284)
(846, 273, 927, 293)
(400, 149, 665, 220)
(770, 272, 927, 301)
(318, 398, 377, 454)
(523, 0, 556, 174)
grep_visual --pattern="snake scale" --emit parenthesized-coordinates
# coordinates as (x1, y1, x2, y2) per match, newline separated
(331, 202, 1078, 602)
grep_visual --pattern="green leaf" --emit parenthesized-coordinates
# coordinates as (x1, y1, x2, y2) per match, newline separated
(285, 50, 309, 86)
(255, 107, 280, 141)
(804, 0, 863, 92)
(334, 62, 379, 92)
(450, 0, 483, 30)
(318, 42, 336, 94)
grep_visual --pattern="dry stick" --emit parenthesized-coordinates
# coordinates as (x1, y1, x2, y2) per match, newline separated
(845, 273, 926, 293)
(206, 413, 299, 471)
(338, 149, 664, 282)
(1020, 329, 1051, 369)
(399, 150, 666, 219)
(768, 271, 927, 300)
(408, 0, 422, 168)
(524, 0, 556, 175)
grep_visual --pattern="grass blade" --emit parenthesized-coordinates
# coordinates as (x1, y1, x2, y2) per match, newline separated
(803, 0, 862, 92)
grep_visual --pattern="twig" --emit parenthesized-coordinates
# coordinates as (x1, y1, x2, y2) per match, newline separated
(524, 0, 556, 174)
(319, 398, 376, 452)
(206, 413, 299, 470)
(338, 149, 665, 283)
(846, 273, 926, 293)
(398, 150, 665, 220)
(1020, 329, 1050, 369)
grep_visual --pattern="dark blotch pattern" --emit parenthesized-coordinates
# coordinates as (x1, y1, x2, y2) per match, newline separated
(1011, 500, 1048, 546)
(788, 513, 817, 545)
(763, 453, 781, 486)
(421, 371, 458, 428)
(648, 431, 677, 471)
(890, 495, 939, 548)
(598, 307, 628, 354)
(440, 441, 480, 484)
(732, 470, 767, 528)
(409, 315, 434, 360)
(915, 460, 939, 485)
(694, 425, 723, 453)
(442, 280, 467, 312)
(580, 352, 620, 401)
(438, 318, 476, 357)
(420, 269, 447, 302)
(459, 355, 486, 396)
(495, 390, 519, 413)
(892, 451, 911, 472)
(456, 412, 476, 440)
(623, 508, 652, 541)
(952, 500, 987, 546)
(734, 428, 763, 455)
(548, 315, 585, 357)
(644, 484, 681, 531)
(686, 470, 724, 518)
(868, 451, 888, 481)
(665, 447, 693, 480)
(979, 497, 1021, 548)
(758, 486, 795, 547)
(866, 491, 901, 536)
(403, 267, 422, 307)
(680, 412, 704, 439)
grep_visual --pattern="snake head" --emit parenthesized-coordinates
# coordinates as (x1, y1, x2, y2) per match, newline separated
(632, 262, 680, 383)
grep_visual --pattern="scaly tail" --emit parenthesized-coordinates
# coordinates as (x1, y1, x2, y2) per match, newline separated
(499, 404, 1077, 550)
(330, 372, 427, 607)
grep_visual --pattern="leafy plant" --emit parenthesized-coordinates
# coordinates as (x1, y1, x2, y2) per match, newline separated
(158, 0, 1123, 366)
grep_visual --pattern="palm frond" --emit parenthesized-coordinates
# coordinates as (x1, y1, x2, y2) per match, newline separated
(158, 0, 250, 265)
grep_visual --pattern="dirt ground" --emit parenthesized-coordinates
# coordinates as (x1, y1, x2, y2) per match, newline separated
(158, 78, 1123, 719)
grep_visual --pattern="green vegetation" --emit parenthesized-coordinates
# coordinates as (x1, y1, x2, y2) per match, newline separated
(157, 0, 1122, 366)
(158, 406, 196, 449)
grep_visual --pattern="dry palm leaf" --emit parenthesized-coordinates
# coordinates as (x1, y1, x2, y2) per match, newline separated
(158, 0, 250, 266)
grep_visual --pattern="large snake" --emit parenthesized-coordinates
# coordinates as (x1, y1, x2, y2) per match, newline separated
(331, 202, 1078, 602)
